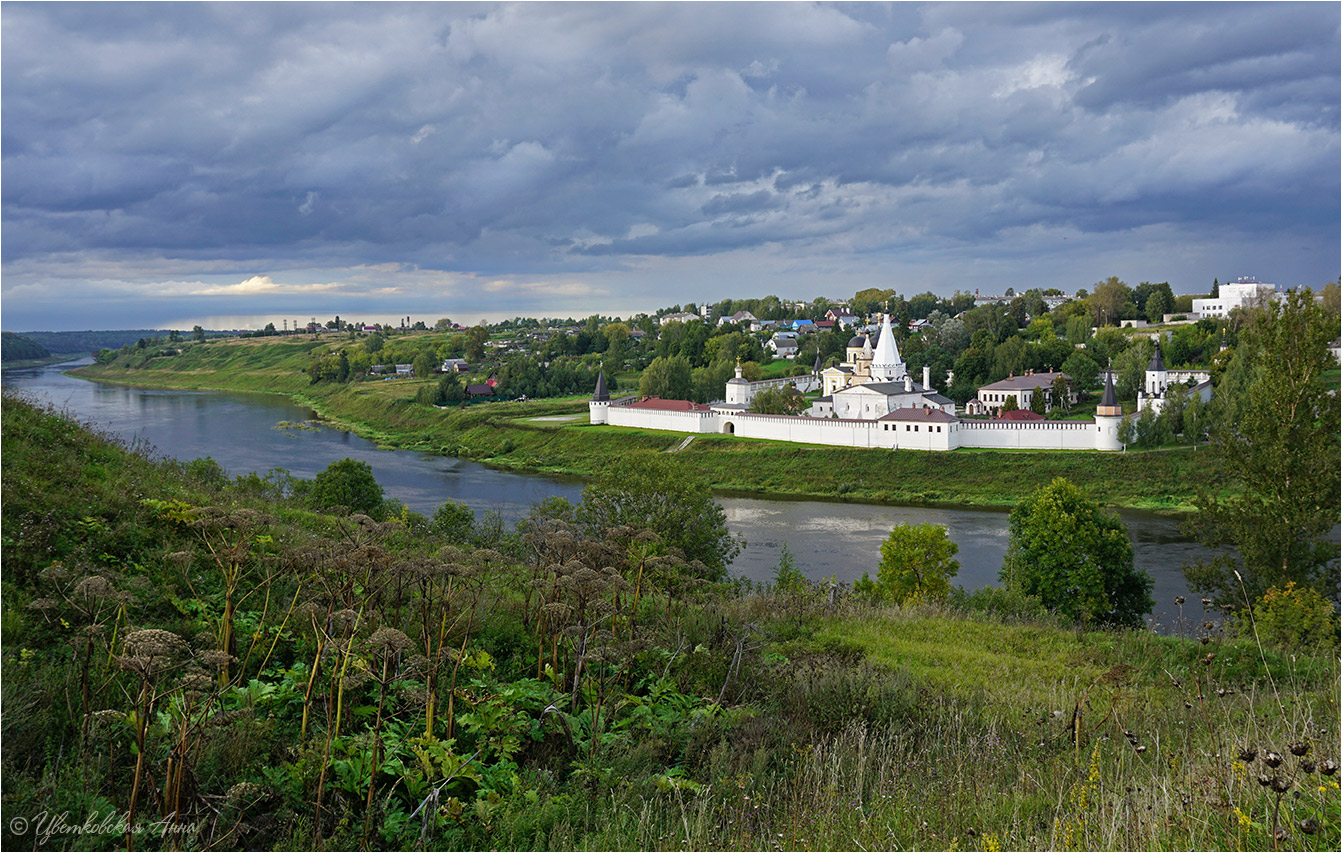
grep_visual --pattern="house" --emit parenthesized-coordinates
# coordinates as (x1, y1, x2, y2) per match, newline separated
(440, 358, 470, 373)
(718, 310, 758, 327)
(768, 338, 800, 359)
(791, 319, 815, 332)
(974, 371, 1073, 413)
(466, 383, 494, 398)
(658, 312, 701, 325)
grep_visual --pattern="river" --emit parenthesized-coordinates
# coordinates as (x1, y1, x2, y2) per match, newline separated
(3, 357, 1224, 628)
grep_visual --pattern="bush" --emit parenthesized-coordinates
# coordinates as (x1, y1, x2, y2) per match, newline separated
(1239, 582, 1340, 654)
(307, 457, 384, 517)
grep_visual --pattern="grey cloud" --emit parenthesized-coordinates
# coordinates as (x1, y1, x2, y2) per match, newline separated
(2, 2, 1337, 330)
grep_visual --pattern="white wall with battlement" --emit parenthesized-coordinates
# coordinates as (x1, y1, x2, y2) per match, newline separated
(592, 391, 1129, 451)
(957, 418, 1106, 450)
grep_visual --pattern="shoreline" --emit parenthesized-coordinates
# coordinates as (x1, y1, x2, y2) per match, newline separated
(67, 362, 1212, 514)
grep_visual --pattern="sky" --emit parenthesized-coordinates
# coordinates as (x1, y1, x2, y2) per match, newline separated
(2, 2, 1338, 332)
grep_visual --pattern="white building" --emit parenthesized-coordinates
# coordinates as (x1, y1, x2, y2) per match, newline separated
(591, 317, 1128, 452)
(1136, 342, 1212, 414)
(969, 371, 1074, 415)
(1192, 278, 1278, 319)
(658, 312, 702, 325)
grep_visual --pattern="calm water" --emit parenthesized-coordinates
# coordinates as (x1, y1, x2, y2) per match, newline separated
(3, 358, 1227, 626)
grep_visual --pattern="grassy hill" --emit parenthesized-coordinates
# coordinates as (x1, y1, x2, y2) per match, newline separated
(2, 392, 1336, 851)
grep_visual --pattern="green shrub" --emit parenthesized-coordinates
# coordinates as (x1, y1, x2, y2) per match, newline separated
(1239, 581, 1340, 653)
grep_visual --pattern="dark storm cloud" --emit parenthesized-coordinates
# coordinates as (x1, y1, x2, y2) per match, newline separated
(2, 2, 1337, 330)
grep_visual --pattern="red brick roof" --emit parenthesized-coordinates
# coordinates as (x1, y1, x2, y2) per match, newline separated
(628, 397, 711, 412)
(997, 409, 1045, 421)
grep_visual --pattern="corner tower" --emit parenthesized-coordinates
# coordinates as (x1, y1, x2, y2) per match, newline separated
(1094, 368, 1124, 450)
(589, 370, 611, 424)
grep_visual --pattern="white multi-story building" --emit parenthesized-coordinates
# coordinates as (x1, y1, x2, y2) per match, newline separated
(1192, 278, 1278, 319)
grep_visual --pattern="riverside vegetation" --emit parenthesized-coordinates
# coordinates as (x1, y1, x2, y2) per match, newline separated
(2, 392, 1339, 851)
(71, 333, 1221, 511)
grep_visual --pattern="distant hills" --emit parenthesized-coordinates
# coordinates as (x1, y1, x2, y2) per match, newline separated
(1, 331, 51, 362)
(5, 329, 173, 356)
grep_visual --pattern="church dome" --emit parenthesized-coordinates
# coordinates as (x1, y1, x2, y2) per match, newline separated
(847, 335, 867, 348)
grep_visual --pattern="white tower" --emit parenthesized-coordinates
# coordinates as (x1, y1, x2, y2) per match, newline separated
(725, 359, 751, 405)
(869, 313, 907, 383)
(589, 370, 611, 424)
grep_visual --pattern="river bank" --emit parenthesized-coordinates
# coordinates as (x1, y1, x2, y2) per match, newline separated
(71, 351, 1222, 512)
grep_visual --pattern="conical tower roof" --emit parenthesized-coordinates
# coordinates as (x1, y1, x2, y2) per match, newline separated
(1100, 368, 1117, 407)
(869, 313, 906, 382)
(592, 370, 609, 402)
(1148, 342, 1165, 372)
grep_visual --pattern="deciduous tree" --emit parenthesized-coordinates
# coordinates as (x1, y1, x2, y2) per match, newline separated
(864, 523, 959, 605)
(1000, 477, 1152, 627)
(1184, 288, 1341, 603)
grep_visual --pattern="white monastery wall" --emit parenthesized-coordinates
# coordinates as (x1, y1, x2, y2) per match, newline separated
(956, 419, 1101, 451)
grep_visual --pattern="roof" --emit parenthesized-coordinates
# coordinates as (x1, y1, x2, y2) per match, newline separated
(839, 381, 925, 396)
(925, 393, 955, 405)
(848, 335, 867, 347)
(878, 407, 959, 423)
(1148, 343, 1165, 372)
(978, 372, 1069, 392)
(997, 409, 1045, 421)
(592, 370, 609, 402)
(466, 384, 494, 396)
(628, 397, 711, 412)
(1100, 369, 1118, 407)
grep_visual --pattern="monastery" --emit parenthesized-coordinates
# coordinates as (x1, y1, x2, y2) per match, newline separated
(590, 313, 1132, 451)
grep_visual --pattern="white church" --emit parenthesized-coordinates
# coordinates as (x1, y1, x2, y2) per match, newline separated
(591, 313, 1130, 451)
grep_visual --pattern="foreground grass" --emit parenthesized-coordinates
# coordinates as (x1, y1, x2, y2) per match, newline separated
(2, 393, 1336, 851)
(74, 337, 1223, 510)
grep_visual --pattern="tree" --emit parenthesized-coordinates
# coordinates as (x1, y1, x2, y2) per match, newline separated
(1000, 478, 1152, 628)
(1062, 351, 1099, 390)
(308, 458, 384, 518)
(335, 350, 351, 383)
(748, 386, 805, 415)
(579, 454, 740, 579)
(431, 501, 475, 543)
(1000, 396, 1019, 413)
(603, 322, 631, 367)
(365, 332, 384, 355)
(639, 355, 693, 400)
(1029, 385, 1047, 415)
(865, 523, 959, 604)
(1145, 288, 1172, 323)
(1088, 276, 1133, 327)
(1184, 288, 1341, 604)
(1050, 375, 1073, 415)
(192, 325, 206, 342)
(412, 351, 436, 380)
(464, 326, 490, 362)
(437, 372, 469, 402)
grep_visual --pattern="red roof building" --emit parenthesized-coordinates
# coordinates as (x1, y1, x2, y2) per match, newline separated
(627, 397, 711, 412)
